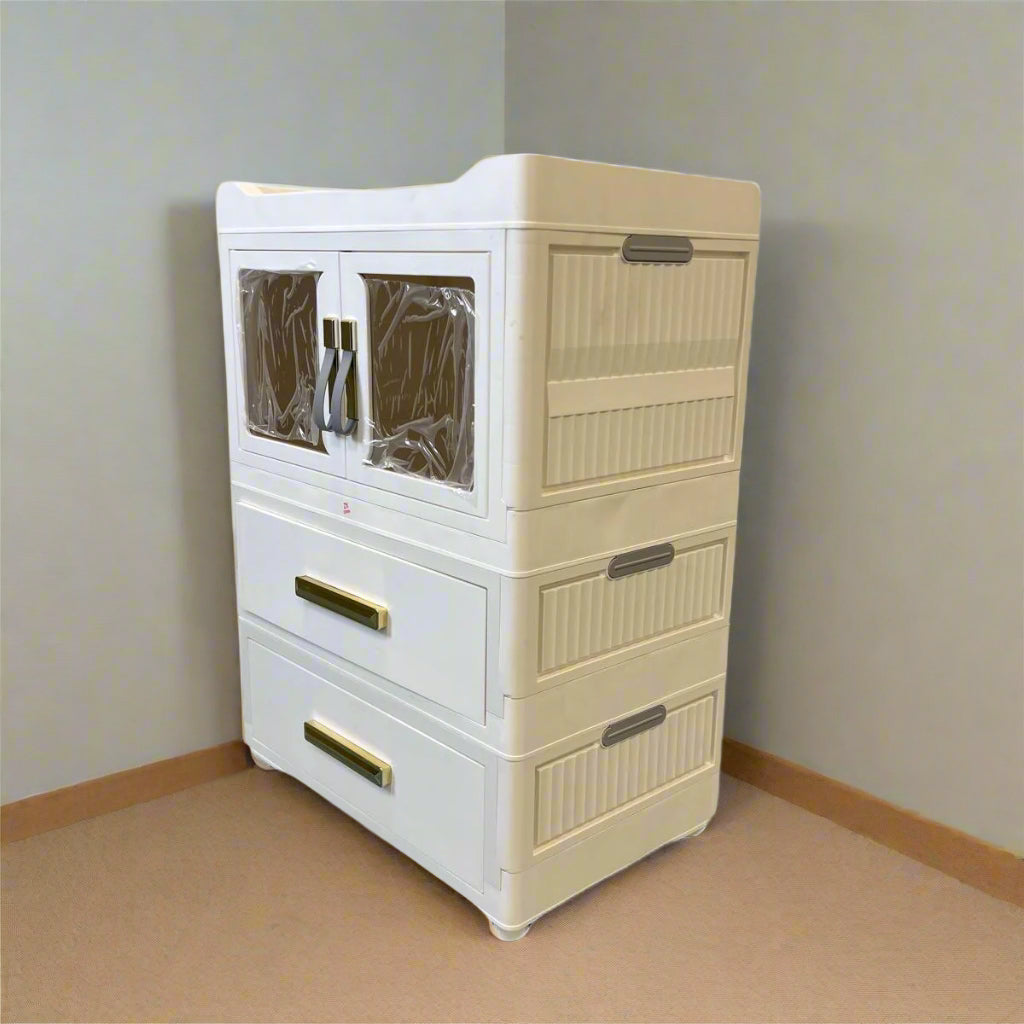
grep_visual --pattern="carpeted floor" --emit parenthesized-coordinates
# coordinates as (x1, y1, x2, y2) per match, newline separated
(2, 768, 1022, 1023)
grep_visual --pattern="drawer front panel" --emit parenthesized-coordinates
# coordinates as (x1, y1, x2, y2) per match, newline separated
(235, 502, 487, 722)
(247, 639, 486, 891)
(535, 690, 717, 847)
(539, 534, 729, 677)
(545, 397, 735, 488)
(548, 249, 746, 381)
(543, 242, 753, 490)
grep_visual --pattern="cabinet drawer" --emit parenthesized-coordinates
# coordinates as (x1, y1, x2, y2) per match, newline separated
(495, 675, 723, 871)
(533, 689, 718, 848)
(234, 502, 487, 722)
(537, 529, 733, 680)
(544, 239, 752, 490)
(246, 638, 486, 892)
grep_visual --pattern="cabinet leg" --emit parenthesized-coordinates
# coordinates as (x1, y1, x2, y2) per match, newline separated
(251, 751, 276, 772)
(665, 819, 711, 849)
(488, 919, 531, 942)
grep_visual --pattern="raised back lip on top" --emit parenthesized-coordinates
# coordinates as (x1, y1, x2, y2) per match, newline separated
(215, 153, 761, 237)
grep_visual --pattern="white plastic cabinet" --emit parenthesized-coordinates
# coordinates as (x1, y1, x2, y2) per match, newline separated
(217, 156, 761, 941)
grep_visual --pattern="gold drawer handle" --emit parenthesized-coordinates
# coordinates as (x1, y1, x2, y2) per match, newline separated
(295, 575, 388, 631)
(304, 720, 392, 788)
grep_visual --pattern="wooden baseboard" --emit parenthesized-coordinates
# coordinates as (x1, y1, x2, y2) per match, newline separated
(5, 735, 1020, 908)
(1, 740, 251, 844)
(722, 737, 1024, 908)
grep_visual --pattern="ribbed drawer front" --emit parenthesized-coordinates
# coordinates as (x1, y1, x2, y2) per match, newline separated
(539, 538, 727, 676)
(543, 244, 750, 490)
(535, 692, 717, 846)
(548, 250, 746, 380)
(545, 396, 735, 487)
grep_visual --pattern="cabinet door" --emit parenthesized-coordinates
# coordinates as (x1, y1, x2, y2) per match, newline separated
(340, 251, 489, 516)
(228, 251, 346, 477)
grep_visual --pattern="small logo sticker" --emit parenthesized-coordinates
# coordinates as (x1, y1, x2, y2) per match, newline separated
(342, 502, 351, 515)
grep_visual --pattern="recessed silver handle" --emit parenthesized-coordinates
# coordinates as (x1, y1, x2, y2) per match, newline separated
(602, 705, 667, 747)
(622, 234, 694, 264)
(607, 543, 675, 579)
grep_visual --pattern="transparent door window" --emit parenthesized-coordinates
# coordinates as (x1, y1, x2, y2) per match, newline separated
(239, 269, 325, 452)
(363, 275, 475, 490)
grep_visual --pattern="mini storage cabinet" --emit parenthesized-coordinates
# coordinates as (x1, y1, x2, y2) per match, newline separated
(216, 155, 760, 940)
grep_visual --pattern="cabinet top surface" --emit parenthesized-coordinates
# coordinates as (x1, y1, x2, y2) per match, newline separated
(216, 154, 761, 238)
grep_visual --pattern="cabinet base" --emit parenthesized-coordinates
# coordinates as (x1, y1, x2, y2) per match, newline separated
(488, 919, 532, 942)
(250, 750, 277, 772)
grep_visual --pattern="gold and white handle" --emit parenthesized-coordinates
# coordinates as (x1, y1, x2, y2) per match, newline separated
(303, 720, 392, 788)
(295, 575, 388, 631)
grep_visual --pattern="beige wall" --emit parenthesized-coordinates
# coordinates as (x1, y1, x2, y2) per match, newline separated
(506, 0, 1024, 851)
(0, 1, 505, 803)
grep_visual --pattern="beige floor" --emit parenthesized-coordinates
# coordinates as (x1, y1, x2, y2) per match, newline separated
(2, 769, 1022, 1024)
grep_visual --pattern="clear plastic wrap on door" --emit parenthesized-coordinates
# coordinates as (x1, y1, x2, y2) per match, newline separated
(363, 275, 475, 490)
(239, 269, 324, 451)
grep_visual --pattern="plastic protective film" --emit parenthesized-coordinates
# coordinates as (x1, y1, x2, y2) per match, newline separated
(364, 275, 475, 490)
(239, 269, 324, 451)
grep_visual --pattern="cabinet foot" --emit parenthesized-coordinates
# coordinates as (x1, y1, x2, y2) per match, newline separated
(488, 919, 531, 942)
(665, 819, 711, 848)
(251, 751, 276, 772)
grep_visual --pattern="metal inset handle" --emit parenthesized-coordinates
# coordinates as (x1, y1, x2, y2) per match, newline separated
(314, 318, 357, 436)
(304, 720, 392, 787)
(295, 575, 388, 631)
(602, 705, 667, 747)
(622, 234, 694, 264)
(331, 317, 358, 436)
(313, 345, 337, 434)
(607, 542, 676, 579)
